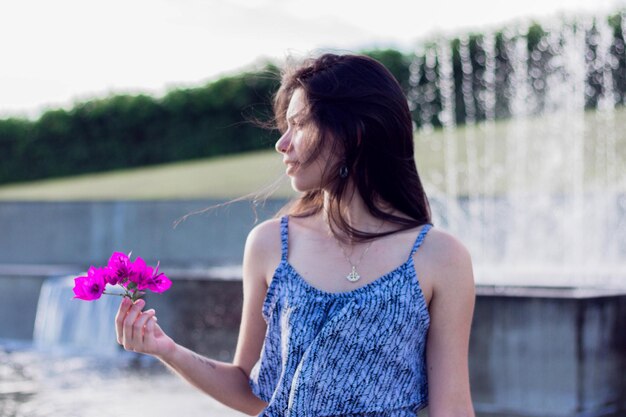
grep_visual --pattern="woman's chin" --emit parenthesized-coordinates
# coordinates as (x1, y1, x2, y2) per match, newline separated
(289, 177, 319, 193)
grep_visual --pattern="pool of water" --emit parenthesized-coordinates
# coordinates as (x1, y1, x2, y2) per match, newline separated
(0, 341, 247, 417)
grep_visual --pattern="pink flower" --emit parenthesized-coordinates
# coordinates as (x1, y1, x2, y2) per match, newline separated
(107, 252, 133, 285)
(128, 257, 153, 290)
(100, 266, 118, 286)
(73, 251, 172, 302)
(73, 266, 106, 301)
(145, 262, 172, 293)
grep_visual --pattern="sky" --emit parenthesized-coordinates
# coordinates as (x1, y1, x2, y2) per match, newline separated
(1, 0, 623, 118)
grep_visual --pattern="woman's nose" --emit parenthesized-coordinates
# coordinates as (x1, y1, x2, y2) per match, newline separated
(275, 131, 291, 154)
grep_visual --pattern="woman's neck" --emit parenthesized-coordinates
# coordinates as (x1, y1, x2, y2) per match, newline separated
(322, 185, 384, 238)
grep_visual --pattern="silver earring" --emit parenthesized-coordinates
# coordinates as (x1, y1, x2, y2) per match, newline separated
(339, 165, 349, 179)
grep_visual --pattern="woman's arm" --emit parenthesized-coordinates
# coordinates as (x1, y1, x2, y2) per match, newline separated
(115, 219, 280, 416)
(423, 231, 476, 417)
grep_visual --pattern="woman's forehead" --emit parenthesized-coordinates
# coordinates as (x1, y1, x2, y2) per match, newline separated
(286, 89, 306, 120)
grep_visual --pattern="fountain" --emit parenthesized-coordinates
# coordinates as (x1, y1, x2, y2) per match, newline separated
(408, 14, 626, 289)
(406, 13, 626, 417)
(33, 275, 119, 356)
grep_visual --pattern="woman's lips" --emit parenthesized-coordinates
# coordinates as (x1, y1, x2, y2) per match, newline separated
(284, 161, 299, 175)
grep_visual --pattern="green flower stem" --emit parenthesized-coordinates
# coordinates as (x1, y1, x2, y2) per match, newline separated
(102, 291, 125, 297)
(102, 282, 145, 301)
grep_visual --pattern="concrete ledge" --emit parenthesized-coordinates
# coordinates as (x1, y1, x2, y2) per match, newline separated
(0, 264, 83, 277)
(0, 264, 243, 280)
(0, 264, 242, 342)
(1, 271, 624, 417)
(477, 285, 626, 299)
(471, 288, 626, 417)
(0, 199, 286, 267)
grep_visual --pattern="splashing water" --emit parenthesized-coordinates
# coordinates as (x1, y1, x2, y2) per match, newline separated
(408, 14, 626, 288)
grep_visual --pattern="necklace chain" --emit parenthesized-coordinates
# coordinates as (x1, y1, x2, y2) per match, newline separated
(334, 222, 384, 283)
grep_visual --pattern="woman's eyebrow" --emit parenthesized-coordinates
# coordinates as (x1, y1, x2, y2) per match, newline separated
(287, 110, 305, 124)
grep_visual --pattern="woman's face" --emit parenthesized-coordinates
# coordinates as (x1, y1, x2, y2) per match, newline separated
(275, 88, 336, 192)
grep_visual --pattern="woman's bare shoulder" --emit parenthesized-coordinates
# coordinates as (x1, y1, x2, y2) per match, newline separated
(244, 218, 283, 285)
(418, 227, 475, 290)
(246, 218, 283, 257)
(422, 227, 472, 265)
(248, 217, 282, 242)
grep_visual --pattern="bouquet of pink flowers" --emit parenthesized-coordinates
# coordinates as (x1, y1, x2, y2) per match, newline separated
(73, 252, 172, 302)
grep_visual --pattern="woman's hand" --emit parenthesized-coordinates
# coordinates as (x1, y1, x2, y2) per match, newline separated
(115, 297, 177, 359)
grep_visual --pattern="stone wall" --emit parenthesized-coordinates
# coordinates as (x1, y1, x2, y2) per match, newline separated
(1, 200, 625, 416)
(1, 272, 624, 417)
(0, 199, 286, 268)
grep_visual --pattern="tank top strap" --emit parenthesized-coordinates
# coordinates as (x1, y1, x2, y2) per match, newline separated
(280, 215, 289, 262)
(408, 223, 433, 260)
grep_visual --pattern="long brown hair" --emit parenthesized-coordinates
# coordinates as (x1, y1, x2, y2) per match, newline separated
(274, 53, 432, 243)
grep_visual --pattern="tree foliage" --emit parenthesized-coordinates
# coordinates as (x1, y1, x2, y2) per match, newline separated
(0, 67, 281, 184)
(2, 15, 625, 185)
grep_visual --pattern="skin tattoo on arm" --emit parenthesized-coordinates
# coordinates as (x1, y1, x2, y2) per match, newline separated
(191, 351, 217, 369)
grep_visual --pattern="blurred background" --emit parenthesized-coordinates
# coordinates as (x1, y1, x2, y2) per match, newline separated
(0, 1, 625, 416)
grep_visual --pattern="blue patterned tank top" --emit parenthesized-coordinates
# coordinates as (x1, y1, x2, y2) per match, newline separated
(249, 215, 433, 416)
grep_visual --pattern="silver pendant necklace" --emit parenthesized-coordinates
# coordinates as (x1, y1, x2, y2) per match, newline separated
(338, 241, 375, 282)
(334, 222, 383, 283)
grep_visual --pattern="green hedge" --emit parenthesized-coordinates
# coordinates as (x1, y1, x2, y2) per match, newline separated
(0, 51, 414, 185)
(2, 13, 625, 185)
(0, 67, 281, 184)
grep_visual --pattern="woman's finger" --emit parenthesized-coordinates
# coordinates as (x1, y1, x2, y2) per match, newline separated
(122, 299, 145, 350)
(133, 310, 155, 347)
(115, 297, 132, 345)
(144, 316, 157, 346)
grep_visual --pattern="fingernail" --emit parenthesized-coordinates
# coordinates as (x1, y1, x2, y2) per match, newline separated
(146, 309, 155, 314)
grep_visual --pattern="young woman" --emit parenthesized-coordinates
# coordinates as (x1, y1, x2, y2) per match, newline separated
(115, 53, 476, 417)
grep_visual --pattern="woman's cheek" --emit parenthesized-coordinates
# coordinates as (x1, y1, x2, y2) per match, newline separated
(292, 132, 306, 154)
